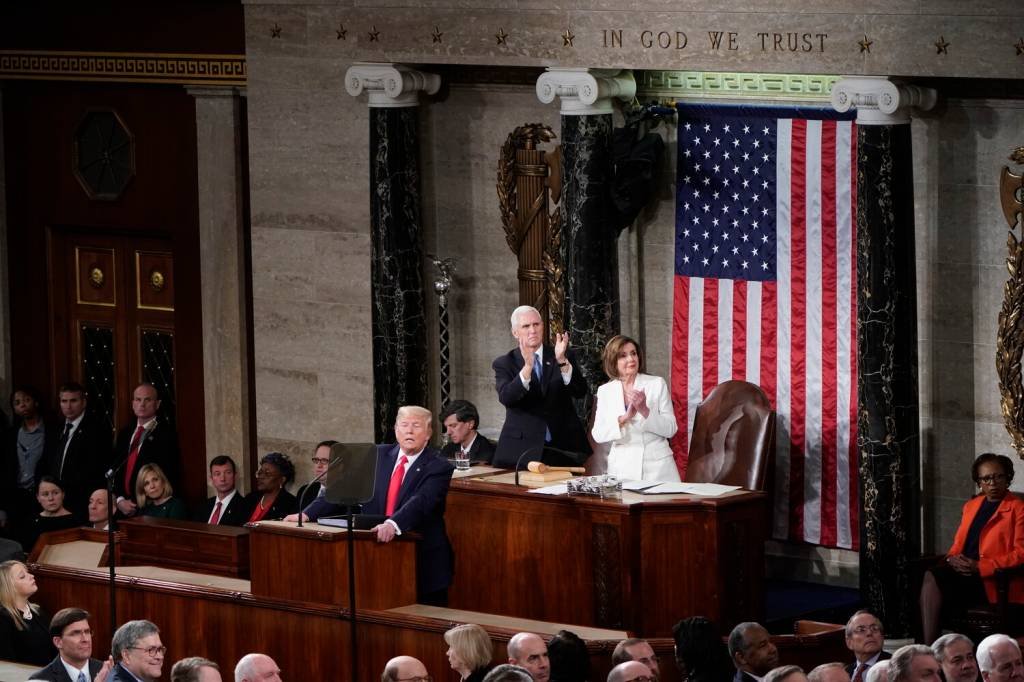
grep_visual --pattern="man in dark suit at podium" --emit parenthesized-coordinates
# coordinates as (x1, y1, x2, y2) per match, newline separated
(113, 383, 180, 517)
(46, 382, 112, 519)
(439, 399, 495, 464)
(492, 305, 590, 469)
(299, 405, 455, 605)
(196, 456, 250, 526)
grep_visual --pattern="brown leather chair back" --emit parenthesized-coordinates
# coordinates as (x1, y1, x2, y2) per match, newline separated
(684, 380, 775, 491)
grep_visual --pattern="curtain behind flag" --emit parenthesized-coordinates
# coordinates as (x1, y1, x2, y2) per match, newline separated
(670, 103, 859, 549)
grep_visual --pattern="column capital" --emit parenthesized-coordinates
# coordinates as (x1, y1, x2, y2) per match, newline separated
(344, 62, 440, 108)
(536, 68, 636, 116)
(830, 76, 936, 125)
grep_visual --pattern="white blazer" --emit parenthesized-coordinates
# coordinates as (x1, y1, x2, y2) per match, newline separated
(591, 373, 680, 482)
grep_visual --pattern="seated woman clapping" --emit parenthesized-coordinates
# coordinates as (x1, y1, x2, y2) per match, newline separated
(920, 452, 1024, 643)
(136, 464, 188, 520)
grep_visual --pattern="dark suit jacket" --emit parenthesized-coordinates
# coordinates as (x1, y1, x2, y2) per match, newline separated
(295, 481, 323, 510)
(846, 651, 892, 677)
(440, 434, 496, 465)
(109, 663, 141, 682)
(243, 488, 297, 522)
(113, 418, 180, 500)
(304, 443, 455, 596)
(44, 413, 112, 519)
(195, 492, 252, 526)
(30, 655, 104, 682)
(492, 345, 591, 468)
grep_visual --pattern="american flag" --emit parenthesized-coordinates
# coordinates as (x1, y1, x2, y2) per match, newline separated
(670, 103, 859, 549)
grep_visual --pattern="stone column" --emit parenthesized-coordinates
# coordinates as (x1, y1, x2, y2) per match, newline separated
(346, 63, 440, 442)
(0, 85, 10, 408)
(832, 77, 936, 637)
(188, 87, 253, 481)
(536, 68, 635, 412)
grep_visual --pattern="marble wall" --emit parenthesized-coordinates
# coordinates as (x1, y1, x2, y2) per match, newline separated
(243, 10, 1024, 559)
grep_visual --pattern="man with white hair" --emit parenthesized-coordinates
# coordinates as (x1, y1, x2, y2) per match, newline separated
(864, 661, 888, 682)
(492, 305, 590, 468)
(808, 662, 850, 682)
(234, 654, 282, 682)
(608, 660, 656, 682)
(299, 405, 455, 605)
(977, 634, 1024, 682)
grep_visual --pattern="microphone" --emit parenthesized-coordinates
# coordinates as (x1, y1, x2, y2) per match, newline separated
(296, 456, 341, 527)
(514, 445, 586, 486)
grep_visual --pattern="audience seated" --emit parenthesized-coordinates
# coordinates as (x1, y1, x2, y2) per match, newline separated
(547, 629, 590, 682)
(171, 657, 221, 682)
(444, 623, 494, 682)
(864, 661, 889, 682)
(808, 663, 850, 682)
(294, 441, 338, 510)
(764, 667, 809, 682)
(920, 453, 1024, 643)
(380, 655, 429, 682)
(244, 453, 297, 523)
(607, 660, 655, 682)
(110, 619, 165, 682)
(976, 634, 1022, 682)
(439, 400, 495, 465)
(197, 456, 250, 526)
(29, 607, 112, 682)
(729, 622, 780, 682)
(86, 489, 110, 531)
(19, 476, 80, 552)
(0, 559, 55, 665)
(673, 616, 734, 682)
(136, 463, 188, 520)
(931, 633, 978, 682)
(844, 611, 890, 680)
(235, 654, 283, 682)
(507, 632, 551, 682)
(482, 665, 534, 682)
(612, 637, 660, 681)
(888, 645, 940, 682)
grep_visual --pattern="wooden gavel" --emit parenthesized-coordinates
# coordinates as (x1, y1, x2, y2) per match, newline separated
(527, 462, 585, 474)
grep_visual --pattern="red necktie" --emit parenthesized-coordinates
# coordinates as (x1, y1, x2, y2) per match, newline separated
(852, 664, 865, 682)
(385, 455, 408, 516)
(124, 425, 145, 495)
(209, 500, 223, 525)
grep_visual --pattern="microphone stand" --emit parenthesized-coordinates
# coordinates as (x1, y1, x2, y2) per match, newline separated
(513, 445, 545, 486)
(295, 458, 339, 528)
(514, 444, 589, 486)
(103, 450, 135, 632)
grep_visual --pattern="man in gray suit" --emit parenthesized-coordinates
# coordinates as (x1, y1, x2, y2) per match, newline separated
(30, 608, 112, 682)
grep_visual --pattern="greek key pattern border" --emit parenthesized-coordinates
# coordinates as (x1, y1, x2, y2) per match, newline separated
(637, 70, 839, 101)
(0, 51, 246, 86)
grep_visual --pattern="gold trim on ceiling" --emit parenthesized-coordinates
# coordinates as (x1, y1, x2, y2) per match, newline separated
(0, 50, 246, 86)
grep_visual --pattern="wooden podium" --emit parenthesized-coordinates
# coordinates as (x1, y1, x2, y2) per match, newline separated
(247, 520, 417, 608)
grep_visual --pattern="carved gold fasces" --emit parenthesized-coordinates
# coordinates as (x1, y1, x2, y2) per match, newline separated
(996, 149, 1024, 457)
(497, 123, 565, 338)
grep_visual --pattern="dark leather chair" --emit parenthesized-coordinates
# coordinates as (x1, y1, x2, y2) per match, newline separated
(684, 380, 775, 491)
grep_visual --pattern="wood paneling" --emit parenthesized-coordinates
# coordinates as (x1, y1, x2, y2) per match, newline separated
(118, 517, 250, 579)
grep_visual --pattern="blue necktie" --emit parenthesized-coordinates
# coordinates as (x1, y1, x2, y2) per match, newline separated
(534, 354, 551, 442)
(77, 671, 87, 682)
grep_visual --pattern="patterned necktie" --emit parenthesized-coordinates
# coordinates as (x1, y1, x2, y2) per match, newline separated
(124, 425, 146, 495)
(852, 663, 865, 682)
(209, 500, 223, 525)
(533, 355, 542, 382)
(385, 455, 408, 516)
(58, 422, 74, 479)
(77, 671, 87, 682)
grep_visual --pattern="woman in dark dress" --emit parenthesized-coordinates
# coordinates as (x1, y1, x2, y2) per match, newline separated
(245, 452, 298, 523)
(19, 476, 80, 552)
(0, 559, 56, 665)
(136, 463, 189, 520)
(445, 623, 494, 682)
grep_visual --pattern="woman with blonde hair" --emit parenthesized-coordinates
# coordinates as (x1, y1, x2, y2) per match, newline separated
(0, 559, 55, 665)
(591, 334, 680, 482)
(136, 463, 188, 519)
(445, 623, 494, 681)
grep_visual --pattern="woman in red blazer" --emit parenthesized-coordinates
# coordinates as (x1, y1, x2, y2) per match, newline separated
(920, 453, 1024, 643)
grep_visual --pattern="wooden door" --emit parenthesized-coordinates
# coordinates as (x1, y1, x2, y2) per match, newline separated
(49, 229, 178, 436)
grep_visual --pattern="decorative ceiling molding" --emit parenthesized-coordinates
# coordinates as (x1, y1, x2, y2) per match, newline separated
(636, 71, 840, 102)
(0, 50, 246, 87)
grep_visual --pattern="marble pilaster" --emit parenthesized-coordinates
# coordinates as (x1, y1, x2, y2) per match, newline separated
(189, 86, 253, 482)
(0, 86, 9, 407)
(832, 76, 936, 636)
(536, 68, 635, 413)
(346, 64, 439, 441)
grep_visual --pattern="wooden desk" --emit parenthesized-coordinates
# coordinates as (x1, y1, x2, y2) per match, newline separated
(446, 472, 767, 637)
(118, 517, 250, 578)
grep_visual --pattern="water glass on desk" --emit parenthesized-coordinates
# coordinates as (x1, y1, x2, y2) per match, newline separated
(454, 449, 471, 471)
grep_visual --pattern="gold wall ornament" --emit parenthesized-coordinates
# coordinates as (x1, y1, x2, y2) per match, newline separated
(89, 266, 105, 289)
(563, 29, 576, 47)
(497, 123, 565, 336)
(149, 269, 166, 292)
(858, 35, 873, 54)
(432, 26, 443, 43)
(996, 147, 1024, 457)
(368, 26, 380, 42)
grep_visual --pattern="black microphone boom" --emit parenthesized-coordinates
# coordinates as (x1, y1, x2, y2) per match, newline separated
(513, 444, 586, 486)
(296, 456, 341, 527)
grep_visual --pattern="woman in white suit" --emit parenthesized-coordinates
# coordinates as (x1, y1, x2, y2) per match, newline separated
(591, 335, 680, 481)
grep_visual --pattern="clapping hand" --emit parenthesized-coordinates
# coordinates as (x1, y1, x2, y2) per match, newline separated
(554, 332, 570, 364)
(627, 388, 649, 418)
